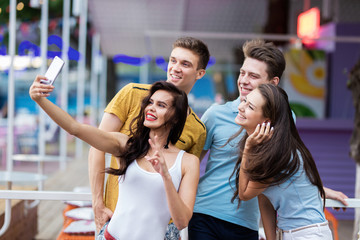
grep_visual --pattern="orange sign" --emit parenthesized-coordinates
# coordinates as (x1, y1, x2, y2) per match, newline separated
(297, 7, 320, 44)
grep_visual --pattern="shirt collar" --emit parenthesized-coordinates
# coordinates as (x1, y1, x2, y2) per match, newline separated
(231, 97, 241, 113)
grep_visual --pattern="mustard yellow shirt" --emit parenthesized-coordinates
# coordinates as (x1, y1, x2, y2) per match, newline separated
(103, 83, 206, 212)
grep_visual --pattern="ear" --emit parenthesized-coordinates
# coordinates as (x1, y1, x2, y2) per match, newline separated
(196, 69, 206, 80)
(270, 77, 280, 86)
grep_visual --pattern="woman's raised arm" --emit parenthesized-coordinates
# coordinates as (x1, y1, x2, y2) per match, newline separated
(29, 75, 127, 156)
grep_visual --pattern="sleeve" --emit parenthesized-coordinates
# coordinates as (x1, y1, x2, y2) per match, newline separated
(201, 105, 217, 151)
(187, 127, 206, 158)
(104, 83, 135, 124)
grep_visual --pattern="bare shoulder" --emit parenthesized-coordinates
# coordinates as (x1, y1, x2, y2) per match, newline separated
(182, 151, 200, 171)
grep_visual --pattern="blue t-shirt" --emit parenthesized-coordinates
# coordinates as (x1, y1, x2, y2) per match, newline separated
(194, 97, 260, 231)
(262, 154, 326, 230)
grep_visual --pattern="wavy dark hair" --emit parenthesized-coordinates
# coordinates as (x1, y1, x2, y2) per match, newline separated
(230, 84, 325, 207)
(106, 81, 188, 176)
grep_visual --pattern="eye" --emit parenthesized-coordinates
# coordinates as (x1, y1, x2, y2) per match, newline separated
(170, 58, 176, 63)
(157, 102, 165, 108)
(248, 105, 254, 110)
(240, 71, 245, 76)
(183, 62, 190, 67)
(250, 74, 259, 79)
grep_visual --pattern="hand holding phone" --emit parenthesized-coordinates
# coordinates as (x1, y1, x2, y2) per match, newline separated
(41, 56, 65, 85)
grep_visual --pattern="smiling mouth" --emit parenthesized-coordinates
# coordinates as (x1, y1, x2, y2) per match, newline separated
(146, 113, 157, 121)
(170, 74, 182, 80)
(238, 114, 246, 119)
(241, 87, 252, 93)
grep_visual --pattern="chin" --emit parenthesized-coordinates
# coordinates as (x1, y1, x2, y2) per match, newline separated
(234, 117, 243, 126)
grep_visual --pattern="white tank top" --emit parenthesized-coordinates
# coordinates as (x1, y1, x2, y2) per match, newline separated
(107, 150, 184, 240)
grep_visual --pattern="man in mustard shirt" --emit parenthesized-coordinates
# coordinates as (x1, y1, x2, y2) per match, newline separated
(88, 37, 210, 237)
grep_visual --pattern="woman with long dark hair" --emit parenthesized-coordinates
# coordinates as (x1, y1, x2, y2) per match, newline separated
(231, 84, 332, 240)
(30, 76, 200, 240)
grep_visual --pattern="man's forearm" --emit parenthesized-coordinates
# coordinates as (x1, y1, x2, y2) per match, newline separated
(88, 147, 106, 206)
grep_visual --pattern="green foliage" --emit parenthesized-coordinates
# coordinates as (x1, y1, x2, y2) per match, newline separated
(289, 102, 316, 118)
(0, 0, 63, 23)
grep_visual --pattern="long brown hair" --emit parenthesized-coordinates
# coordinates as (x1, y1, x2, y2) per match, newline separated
(106, 81, 188, 176)
(231, 84, 325, 206)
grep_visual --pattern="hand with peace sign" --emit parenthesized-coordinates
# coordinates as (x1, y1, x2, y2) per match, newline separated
(145, 135, 170, 178)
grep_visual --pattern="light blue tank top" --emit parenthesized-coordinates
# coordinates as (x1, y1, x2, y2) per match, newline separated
(262, 153, 326, 230)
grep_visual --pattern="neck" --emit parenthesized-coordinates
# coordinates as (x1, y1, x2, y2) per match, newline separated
(149, 129, 170, 147)
(180, 82, 195, 95)
(245, 127, 254, 136)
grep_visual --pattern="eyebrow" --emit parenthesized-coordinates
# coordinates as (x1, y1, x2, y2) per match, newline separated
(240, 69, 260, 77)
(249, 101, 257, 109)
(245, 97, 257, 109)
(159, 100, 169, 106)
(152, 98, 169, 107)
(182, 60, 193, 66)
(170, 56, 193, 67)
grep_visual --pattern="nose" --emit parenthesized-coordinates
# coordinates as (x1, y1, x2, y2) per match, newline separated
(147, 103, 155, 112)
(238, 102, 245, 112)
(239, 74, 249, 85)
(172, 62, 181, 72)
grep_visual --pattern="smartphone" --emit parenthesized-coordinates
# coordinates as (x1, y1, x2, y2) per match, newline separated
(41, 56, 65, 85)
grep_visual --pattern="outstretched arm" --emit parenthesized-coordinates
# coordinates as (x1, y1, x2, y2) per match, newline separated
(145, 137, 199, 230)
(29, 75, 127, 156)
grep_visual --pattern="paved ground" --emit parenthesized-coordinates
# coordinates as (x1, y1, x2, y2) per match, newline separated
(338, 220, 355, 239)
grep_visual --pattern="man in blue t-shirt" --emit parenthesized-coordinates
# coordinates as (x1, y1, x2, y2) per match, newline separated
(188, 39, 348, 240)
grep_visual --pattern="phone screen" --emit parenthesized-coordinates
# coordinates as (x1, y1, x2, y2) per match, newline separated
(43, 56, 65, 85)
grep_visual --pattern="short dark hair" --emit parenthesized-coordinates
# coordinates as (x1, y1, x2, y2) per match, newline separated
(173, 37, 210, 70)
(243, 39, 286, 81)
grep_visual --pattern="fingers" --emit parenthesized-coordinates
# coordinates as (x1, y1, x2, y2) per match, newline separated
(254, 122, 272, 142)
(145, 155, 159, 166)
(30, 75, 54, 100)
(335, 193, 349, 207)
(148, 138, 154, 149)
(94, 206, 113, 233)
(148, 135, 162, 150)
(260, 122, 271, 134)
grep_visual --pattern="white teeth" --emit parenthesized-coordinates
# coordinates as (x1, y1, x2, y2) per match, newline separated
(238, 114, 245, 119)
(146, 114, 156, 120)
(171, 74, 181, 79)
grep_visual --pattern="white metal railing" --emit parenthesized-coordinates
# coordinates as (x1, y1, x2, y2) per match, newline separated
(1, 191, 354, 206)
(326, 199, 360, 208)
(0, 190, 91, 236)
(0, 191, 359, 238)
(0, 190, 91, 201)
